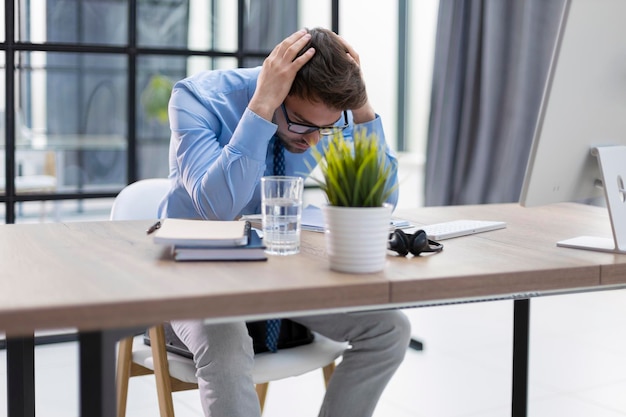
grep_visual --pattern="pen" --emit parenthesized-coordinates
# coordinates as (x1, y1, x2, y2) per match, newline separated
(146, 220, 161, 235)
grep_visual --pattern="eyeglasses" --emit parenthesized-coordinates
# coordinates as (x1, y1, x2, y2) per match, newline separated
(281, 103, 349, 136)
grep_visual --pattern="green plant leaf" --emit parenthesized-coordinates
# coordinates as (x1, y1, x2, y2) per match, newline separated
(306, 129, 395, 207)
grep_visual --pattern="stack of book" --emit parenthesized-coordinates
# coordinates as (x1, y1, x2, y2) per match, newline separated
(152, 219, 266, 261)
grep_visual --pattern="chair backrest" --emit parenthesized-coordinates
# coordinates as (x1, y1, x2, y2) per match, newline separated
(110, 178, 171, 220)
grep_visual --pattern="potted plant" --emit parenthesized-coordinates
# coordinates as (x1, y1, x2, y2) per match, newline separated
(308, 127, 397, 273)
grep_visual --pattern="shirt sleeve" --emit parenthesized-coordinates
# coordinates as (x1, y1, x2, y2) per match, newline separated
(168, 84, 277, 220)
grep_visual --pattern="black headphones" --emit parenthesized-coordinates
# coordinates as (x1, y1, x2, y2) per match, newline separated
(388, 229, 444, 257)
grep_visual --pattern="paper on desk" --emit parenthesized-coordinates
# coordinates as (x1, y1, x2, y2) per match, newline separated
(300, 205, 413, 232)
(244, 205, 411, 234)
(240, 205, 325, 232)
(301, 205, 325, 232)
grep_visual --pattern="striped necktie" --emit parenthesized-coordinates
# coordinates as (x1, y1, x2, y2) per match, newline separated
(266, 136, 284, 352)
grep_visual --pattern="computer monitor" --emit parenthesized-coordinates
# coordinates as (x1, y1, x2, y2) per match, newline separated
(519, 0, 626, 254)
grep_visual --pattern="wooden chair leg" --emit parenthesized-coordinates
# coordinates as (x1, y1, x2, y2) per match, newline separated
(149, 325, 176, 417)
(255, 382, 269, 413)
(120, 325, 338, 417)
(322, 361, 336, 388)
(116, 336, 134, 417)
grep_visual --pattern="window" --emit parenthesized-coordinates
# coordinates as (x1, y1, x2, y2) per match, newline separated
(1, 0, 436, 222)
(1, 0, 326, 223)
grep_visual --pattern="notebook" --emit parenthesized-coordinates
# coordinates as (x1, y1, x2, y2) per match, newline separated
(173, 229, 266, 261)
(153, 219, 250, 247)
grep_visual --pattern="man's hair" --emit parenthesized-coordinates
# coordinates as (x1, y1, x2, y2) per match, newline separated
(289, 27, 367, 110)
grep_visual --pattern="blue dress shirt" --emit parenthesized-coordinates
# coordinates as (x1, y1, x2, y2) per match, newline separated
(159, 66, 399, 220)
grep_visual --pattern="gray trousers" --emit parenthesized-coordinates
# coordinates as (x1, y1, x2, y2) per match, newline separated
(171, 310, 411, 417)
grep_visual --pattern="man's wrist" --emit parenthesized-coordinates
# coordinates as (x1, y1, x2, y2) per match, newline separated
(248, 98, 276, 122)
(351, 103, 376, 124)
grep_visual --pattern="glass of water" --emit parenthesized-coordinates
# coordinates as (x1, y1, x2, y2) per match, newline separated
(261, 176, 304, 255)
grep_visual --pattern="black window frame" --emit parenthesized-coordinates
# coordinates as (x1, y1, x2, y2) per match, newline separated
(0, 0, 419, 225)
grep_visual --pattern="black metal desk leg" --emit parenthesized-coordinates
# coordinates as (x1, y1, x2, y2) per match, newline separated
(79, 331, 118, 417)
(6, 336, 36, 417)
(512, 299, 530, 417)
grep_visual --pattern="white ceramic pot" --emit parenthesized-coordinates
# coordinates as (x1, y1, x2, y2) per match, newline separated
(322, 204, 393, 273)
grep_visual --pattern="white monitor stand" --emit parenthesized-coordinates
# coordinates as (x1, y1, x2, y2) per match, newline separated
(557, 145, 626, 254)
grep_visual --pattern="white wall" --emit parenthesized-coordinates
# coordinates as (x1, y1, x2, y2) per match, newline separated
(339, 0, 399, 151)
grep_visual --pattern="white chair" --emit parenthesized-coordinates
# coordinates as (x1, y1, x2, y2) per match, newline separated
(109, 178, 171, 221)
(112, 178, 347, 417)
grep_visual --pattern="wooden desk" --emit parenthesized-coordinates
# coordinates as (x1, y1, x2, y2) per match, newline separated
(391, 203, 626, 417)
(1, 202, 625, 417)
(0, 218, 390, 417)
(389, 202, 625, 305)
(0, 220, 389, 336)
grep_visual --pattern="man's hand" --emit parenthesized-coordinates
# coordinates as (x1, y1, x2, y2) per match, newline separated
(335, 33, 376, 124)
(249, 29, 315, 122)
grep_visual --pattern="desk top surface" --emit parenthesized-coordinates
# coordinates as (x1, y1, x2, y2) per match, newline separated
(1, 202, 624, 336)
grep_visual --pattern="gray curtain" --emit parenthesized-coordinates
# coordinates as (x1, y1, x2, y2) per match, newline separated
(424, 0, 567, 206)
(244, 0, 298, 51)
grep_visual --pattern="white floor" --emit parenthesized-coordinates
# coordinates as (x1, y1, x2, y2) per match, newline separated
(2, 289, 626, 417)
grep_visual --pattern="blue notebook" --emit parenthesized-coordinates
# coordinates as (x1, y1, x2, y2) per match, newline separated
(172, 229, 266, 261)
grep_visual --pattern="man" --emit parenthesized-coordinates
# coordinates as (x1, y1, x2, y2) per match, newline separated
(159, 27, 411, 417)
